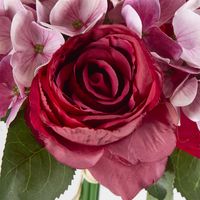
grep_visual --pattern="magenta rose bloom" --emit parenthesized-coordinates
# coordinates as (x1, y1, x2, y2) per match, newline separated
(27, 25, 177, 200)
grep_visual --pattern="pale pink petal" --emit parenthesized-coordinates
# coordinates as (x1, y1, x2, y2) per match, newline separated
(13, 74, 25, 98)
(49, 0, 108, 36)
(124, 0, 160, 31)
(0, 16, 12, 54)
(144, 26, 182, 60)
(4, 0, 26, 19)
(170, 77, 198, 107)
(89, 151, 167, 200)
(6, 96, 26, 126)
(182, 84, 200, 122)
(173, 9, 200, 68)
(0, 0, 5, 16)
(159, 0, 186, 24)
(11, 10, 35, 51)
(36, 0, 58, 22)
(11, 51, 50, 87)
(11, 10, 64, 87)
(177, 0, 200, 11)
(30, 22, 64, 54)
(121, 5, 142, 38)
(108, 103, 177, 164)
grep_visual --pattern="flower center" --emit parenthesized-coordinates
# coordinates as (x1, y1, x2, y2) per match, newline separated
(13, 86, 19, 95)
(72, 20, 83, 30)
(34, 44, 44, 54)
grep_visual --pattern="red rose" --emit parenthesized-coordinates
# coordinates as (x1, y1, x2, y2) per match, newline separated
(27, 25, 177, 200)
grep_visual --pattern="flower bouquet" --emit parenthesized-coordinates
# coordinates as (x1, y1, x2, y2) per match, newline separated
(0, 0, 200, 200)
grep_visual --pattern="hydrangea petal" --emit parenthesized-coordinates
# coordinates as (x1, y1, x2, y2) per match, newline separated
(144, 26, 182, 60)
(49, 0, 107, 36)
(173, 9, 200, 68)
(170, 77, 198, 107)
(0, 56, 16, 118)
(36, 0, 58, 22)
(0, 0, 5, 16)
(182, 84, 200, 122)
(124, 0, 160, 31)
(11, 52, 49, 87)
(0, 16, 11, 54)
(11, 10, 35, 51)
(11, 10, 64, 87)
(121, 5, 142, 37)
(159, 0, 186, 24)
(6, 96, 26, 126)
(4, 0, 25, 19)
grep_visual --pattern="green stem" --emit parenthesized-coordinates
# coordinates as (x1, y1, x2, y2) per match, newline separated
(80, 180, 99, 200)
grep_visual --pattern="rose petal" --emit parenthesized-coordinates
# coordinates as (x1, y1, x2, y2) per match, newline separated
(170, 77, 198, 107)
(49, 0, 108, 36)
(89, 150, 167, 200)
(144, 26, 182, 60)
(108, 103, 177, 164)
(177, 111, 200, 158)
(182, 83, 200, 122)
(41, 108, 144, 146)
(0, 16, 12, 54)
(27, 77, 104, 168)
(173, 9, 200, 68)
(121, 5, 142, 37)
(124, 0, 160, 31)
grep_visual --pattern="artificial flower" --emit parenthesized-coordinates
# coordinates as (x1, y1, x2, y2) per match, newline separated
(27, 24, 177, 200)
(173, 0, 200, 68)
(10, 10, 64, 88)
(40, 0, 108, 36)
(0, 55, 25, 126)
(122, 0, 184, 60)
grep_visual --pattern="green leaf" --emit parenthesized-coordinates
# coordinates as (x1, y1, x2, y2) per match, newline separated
(147, 193, 159, 200)
(147, 159, 175, 200)
(172, 149, 200, 200)
(0, 111, 75, 200)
